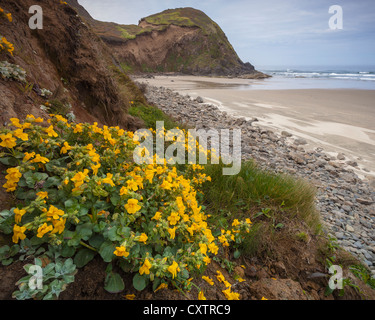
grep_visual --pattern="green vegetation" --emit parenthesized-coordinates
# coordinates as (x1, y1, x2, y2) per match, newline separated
(202, 161, 322, 257)
(128, 103, 178, 131)
(144, 8, 219, 35)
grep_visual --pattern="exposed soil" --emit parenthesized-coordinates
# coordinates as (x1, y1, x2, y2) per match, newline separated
(0, 0, 143, 130)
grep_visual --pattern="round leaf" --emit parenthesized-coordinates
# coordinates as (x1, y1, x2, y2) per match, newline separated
(74, 248, 96, 268)
(104, 272, 125, 294)
(133, 273, 147, 291)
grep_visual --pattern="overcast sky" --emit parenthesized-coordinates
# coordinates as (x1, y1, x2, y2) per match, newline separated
(79, 0, 375, 69)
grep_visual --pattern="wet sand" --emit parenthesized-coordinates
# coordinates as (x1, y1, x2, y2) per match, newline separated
(135, 75, 375, 176)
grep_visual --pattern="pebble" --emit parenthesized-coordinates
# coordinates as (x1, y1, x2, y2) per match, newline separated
(141, 83, 375, 275)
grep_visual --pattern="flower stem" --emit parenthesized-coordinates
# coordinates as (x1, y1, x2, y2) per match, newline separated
(80, 241, 97, 252)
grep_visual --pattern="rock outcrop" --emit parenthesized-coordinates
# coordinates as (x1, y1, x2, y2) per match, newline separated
(67, 2, 268, 78)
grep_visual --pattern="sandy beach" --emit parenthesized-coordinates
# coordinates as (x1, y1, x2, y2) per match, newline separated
(135, 75, 375, 176)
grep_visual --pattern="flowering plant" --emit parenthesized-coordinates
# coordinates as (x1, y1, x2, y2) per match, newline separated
(0, 114, 251, 298)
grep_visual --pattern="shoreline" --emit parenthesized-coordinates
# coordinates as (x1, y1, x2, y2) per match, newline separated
(135, 75, 375, 177)
(138, 80, 375, 276)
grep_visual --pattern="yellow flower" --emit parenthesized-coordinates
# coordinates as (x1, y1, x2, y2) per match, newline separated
(126, 179, 138, 191)
(23, 152, 35, 162)
(14, 208, 26, 224)
(71, 169, 89, 188)
(12, 224, 26, 243)
(124, 294, 135, 300)
(208, 242, 219, 255)
(9, 118, 22, 128)
(46, 205, 64, 221)
(36, 191, 48, 199)
(202, 276, 214, 286)
(160, 180, 172, 190)
(139, 259, 152, 275)
(0, 133, 17, 148)
(232, 219, 240, 227)
(199, 243, 207, 255)
(138, 233, 148, 244)
(125, 199, 141, 214)
(167, 212, 180, 226)
(154, 283, 168, 293)
(119, 186, 128, 196)
(45, 125, 58, 137)
(114, 246, 130, 257)
(3, 167, 22, 192)
(31, 154, 49, 164)
(198, 291, 206, 300)
(37, 223, 53, 238)
(151, 211, 162, 221)
(216, 270, 226, 283)
(5, 167, 22, 181)
(60, 141, 72, 154)
(168, 227, 176, 240)
(13, 129, 28, 141)
(102, 173, 115, 187)
(203, 256, 211, 265)
(222, 288, 240, 300)
(167, 261, 180, 279)
(261, 297, 268, 300)
(51, 218, 66, 234)
(91, 163, 101, 176)
(73, 124, 83, 133)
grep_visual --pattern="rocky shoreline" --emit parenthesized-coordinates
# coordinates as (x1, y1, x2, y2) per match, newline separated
(140, 83, 375, 277)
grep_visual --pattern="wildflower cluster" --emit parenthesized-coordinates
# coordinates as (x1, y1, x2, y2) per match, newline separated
(0, 7, 12, 22)
(0, 7, 14, 56)
(0, 36, 14, 56)
(0, 115, 252, 297)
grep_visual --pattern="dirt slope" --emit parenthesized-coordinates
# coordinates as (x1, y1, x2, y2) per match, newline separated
(0, 0, 143, 130)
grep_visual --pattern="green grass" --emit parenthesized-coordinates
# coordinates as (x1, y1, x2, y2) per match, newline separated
(202, 160, 322, 256)
(128, 104, 179, 131)
(144, 8, 218, 35)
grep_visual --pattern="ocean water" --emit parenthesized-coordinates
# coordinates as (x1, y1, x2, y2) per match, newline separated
(255, 66, 375, 90)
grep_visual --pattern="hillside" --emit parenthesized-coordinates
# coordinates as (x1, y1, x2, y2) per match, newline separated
(0, 0, 144, 130)
(67, 2, 267, 77)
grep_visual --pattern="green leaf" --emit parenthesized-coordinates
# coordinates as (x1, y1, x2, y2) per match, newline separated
(110, 194, 120, 206)
(107, 226, 121, 242)
(33, 172, 49, 181)
(61, 244, 76, 258)
(233, 250, 241, 259)
(74, 248, 96, 268)
(2, 258, 13, 266)
(64, 199, 76, 208)
(99, 241, 115, 263)
(0, 157, 18, 166)
(89, 234, 105, 249)
(152, 277, 161, 292)
(76, 223, 93, 241)
(15, 189, 36, 200)
(133, 273, 147, 291)
(104, 271, 125, 294)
